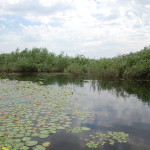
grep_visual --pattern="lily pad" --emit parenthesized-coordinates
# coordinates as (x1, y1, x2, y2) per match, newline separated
(86, 141, 99, 148)
(22, 137, 31, 141)
(42, 142, 51, 147)
(39, 134, 49, 138)
(81, 127, 91, 131)
(20, 146, 29, 150)
(33, 145, 46, 150)
(26, 141, 38, 146)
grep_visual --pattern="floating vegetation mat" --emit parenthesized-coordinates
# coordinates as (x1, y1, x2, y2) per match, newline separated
(0, 79, 129, 150)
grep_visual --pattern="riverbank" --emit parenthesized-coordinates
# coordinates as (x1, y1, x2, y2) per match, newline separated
(0, 46, 150, 79)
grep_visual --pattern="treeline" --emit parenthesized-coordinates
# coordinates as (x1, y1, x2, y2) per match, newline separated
(0, 46, 150, 79)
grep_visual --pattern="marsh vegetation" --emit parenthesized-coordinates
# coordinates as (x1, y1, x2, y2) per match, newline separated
(0, 46, 150, 79)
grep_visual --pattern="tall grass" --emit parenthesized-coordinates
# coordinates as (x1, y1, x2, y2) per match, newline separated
(88, 46, 150, 79)
(0, 46, 150, 79)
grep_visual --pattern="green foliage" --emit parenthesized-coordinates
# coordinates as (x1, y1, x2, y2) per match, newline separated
(86, 141, 99, 148)
(0, 46, 150, 79)
(86, 131, 129, 148)
(87, 46, 150, 79)
(65, 63, 83, 74)
(71, 127, 91, 133)
(0, 48, 68, 73)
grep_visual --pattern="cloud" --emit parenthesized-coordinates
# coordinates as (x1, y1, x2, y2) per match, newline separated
(0, 0, 150, 58)
(2, 0, 73, 16)
(0, 24, 5, 31)
(0, 31, 20, 42)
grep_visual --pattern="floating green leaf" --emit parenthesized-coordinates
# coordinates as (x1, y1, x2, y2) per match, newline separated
(42, 142, 51, 147)
(33, 145, 46, 150)
(26, 141, 38, 146)
(39, 134, 49, 139)
(86, 141, 99, 148)
(20, 146, 29, 150)
(22, 137, 31, 142)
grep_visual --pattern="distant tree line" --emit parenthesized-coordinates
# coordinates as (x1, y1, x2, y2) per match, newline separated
(0, 46, 150, 79)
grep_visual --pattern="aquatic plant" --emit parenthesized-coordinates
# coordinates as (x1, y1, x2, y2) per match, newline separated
(0, 79, 129, 149)
(86, 141, 99, 148)
(85, 131, 129, 148)
(71, 127, 91, 133)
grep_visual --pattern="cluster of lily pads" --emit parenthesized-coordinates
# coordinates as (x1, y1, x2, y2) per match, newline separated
(0, 79, 129, 150)
(0, 79, 93, 150)
(86, 131, 129, 148)
(70, 127, 91, 133)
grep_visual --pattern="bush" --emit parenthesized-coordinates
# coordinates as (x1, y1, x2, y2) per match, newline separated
(0, 46, 150, 79)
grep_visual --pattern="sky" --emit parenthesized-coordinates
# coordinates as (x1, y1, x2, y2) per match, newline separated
(0, 0, 150, 58)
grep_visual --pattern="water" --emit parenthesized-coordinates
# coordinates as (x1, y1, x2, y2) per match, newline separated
(0, 73, 150, 150)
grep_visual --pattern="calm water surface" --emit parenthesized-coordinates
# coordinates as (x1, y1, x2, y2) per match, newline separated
(1, 73, 150, 150)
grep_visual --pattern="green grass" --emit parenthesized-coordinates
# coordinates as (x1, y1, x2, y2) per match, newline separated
(0, 46, 150, 79)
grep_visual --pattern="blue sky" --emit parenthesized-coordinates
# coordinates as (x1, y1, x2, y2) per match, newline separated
(0, 0, 150, 58)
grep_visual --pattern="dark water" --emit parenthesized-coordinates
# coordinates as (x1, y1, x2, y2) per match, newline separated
(1, 73, 150, 150)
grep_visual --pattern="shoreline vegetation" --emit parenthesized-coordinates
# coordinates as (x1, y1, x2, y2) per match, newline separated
(0, 46, 150, 79)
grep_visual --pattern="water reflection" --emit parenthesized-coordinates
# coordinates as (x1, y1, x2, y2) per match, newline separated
(1, 73, 150, 103)
(94, 79, 150, 103)
(1, 73, 150, 150)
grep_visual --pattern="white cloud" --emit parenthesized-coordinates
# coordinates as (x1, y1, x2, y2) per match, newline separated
(83, 41, 102, 46)
(3, 0, 20, 5)
(0, 31, 20, 41)
(0, 17, 7, 21)
(0, 24, 5, 31)
(0, 0, 150, 58)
